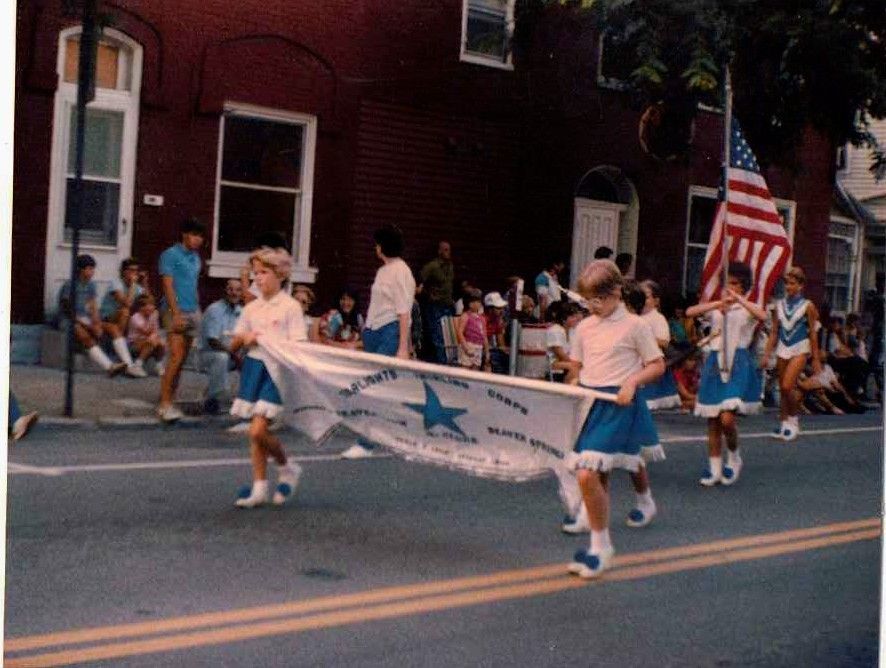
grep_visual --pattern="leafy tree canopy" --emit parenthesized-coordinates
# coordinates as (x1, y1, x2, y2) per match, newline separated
(530, 0, 885, 174)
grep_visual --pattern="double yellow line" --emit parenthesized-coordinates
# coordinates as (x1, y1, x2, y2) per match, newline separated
(5, 518, 880, 667)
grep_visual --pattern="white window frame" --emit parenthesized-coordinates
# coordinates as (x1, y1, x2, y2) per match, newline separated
(595, 34, 631, 91)
(208, 102, 318, 283)
(459, 0, 515, 70)
(46, 27, 142, 252)
(681, 185, 796, 295)
(825, 216, 860, 315)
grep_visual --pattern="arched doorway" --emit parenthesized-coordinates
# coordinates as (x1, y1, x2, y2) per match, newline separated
(570, 166, 639, 287)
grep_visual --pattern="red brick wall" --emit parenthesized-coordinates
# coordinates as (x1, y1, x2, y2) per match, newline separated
(12, 1, 834, 321)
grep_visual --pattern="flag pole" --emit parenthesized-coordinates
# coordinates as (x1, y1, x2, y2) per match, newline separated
(719, 65, 733, 382)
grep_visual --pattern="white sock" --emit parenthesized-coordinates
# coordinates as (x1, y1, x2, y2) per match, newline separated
(132, 358, 144, 368)
(87, 345, 114, 370)
(727, 449, 742, 467)
(789, 415, 799, 428)
(708, 457, 723, 478)
(112, 337, 134, 365)
(279, 461, 302, 482)
(250, 479, 269, 499)
(635, 490, 655, 512)
(590, 528, 612, 554)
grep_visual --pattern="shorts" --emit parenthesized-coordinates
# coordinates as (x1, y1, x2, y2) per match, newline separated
(161, 309, 201, 338)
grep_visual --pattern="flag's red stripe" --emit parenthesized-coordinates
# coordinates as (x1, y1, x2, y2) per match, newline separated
(728, 179, 773, 201)
(723, 226, 791, 248)
(726, 202, 782, 226)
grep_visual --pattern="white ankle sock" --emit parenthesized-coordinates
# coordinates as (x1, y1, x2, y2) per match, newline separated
(727, 449, 742, 467)
(708, 457, 723, 478)
(590, 528, 612, 554)
(250, 479, 269, 499)
(112, 337, 134, 365)
(87, 345, 113, 370)
(635, 490, 655, 512)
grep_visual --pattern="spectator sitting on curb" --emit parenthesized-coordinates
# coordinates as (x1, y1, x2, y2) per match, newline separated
(8, 393, 38, 443)
(58, 254, 127, 378)
(200, 279, 244, 415)
(127, 294, 166, 376)
(99, 257, 150, 377)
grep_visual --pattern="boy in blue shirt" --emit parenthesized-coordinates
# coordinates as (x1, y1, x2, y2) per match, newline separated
(157, 219, 205, 422)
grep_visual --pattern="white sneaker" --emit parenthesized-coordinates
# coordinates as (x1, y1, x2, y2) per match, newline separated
(722, 460, 743, 486)
(126, 363, 148, 378)
(626, 503, 657, 528)
(11, 412, 39, 442)
(782, 421, 799, 442)
(699, 468, 722, 487)
(341, 443, 375, 459)
(157, 404, 184, 423)
(108, 362, 128, 377)
(235, 480, 269, 508)
(577, 546, 616, 579)
(272, 464, 302, 506)
(770, 423, 787, 440)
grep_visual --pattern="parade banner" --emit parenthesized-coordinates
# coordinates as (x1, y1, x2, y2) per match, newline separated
(258, 337, 613, 484)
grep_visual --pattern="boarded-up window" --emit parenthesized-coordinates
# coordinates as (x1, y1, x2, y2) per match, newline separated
(63, 38, 129, 90)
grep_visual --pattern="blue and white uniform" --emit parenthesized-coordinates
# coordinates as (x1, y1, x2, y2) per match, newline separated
(568, 303, 665, 471)
(695, 304, 762, 417)
(775, 295, 811, 359)
(637, 309, 681, 410)
(231, 291, 306, 420)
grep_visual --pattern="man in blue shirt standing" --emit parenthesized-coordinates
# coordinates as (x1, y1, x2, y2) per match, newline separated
(199, 278, 243, 414)
(157, 218, 205, 422)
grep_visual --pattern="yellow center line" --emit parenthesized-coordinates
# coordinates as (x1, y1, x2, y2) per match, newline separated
(5, 517, 879, 656)
(5, 526, 879, 668)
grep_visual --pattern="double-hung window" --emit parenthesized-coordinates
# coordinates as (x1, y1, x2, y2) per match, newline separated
(460, 0, 515, 69)
(682, 186, 795, 297)
(210, 104, 317, 281)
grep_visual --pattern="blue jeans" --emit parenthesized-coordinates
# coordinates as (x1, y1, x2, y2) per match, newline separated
(357, 322, 402, 450)
(9, 392, 21, 428)
(421, 302, 454, 364)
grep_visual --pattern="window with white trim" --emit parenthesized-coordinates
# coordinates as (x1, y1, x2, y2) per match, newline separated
(55, 32, 139, 246)
(211, 105, 317, 281)
(682, 186, 795, 297)
(460, 0, 514, 69)
(596, 33, 637, 90)
(825, 220, 858, 314)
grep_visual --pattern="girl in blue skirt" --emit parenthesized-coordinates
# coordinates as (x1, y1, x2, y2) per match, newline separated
(230, 247, 307, 508)
(566, 260, 666, 579)
(686, 263, 767, 487)
(637, 280, 681, 410)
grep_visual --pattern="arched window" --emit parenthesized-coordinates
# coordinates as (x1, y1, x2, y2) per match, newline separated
(44, 27, 142, 312)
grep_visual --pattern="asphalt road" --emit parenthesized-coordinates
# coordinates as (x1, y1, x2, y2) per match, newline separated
(4, 409, 884, 667)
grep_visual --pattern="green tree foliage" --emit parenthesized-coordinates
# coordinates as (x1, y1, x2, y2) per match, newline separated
(537, 0, 885, 173)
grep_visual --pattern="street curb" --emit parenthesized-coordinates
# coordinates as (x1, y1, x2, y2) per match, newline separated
(36, 415, 242, 432)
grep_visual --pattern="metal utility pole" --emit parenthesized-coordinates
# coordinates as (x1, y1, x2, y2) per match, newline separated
(719, 66, 733, 383)
(64, 0, 99, 417)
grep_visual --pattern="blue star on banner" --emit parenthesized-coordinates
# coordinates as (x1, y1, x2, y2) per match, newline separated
(403, 382, 468, 438)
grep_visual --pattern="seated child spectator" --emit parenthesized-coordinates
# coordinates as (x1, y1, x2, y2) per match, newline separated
(668, 297, 696, 351)
(292, 284, 317, 341)
(825, 315, 869, 398)
(545, 301, 583, 381)
(674, 353, 701, 412)
(314, 288, 365, 349)
(127, 294, 166, 376)
(58, 254, 127, 377)
(797, 350, 864, 414)
(99, 257, 151, 377)
(456, 290, 490, 371)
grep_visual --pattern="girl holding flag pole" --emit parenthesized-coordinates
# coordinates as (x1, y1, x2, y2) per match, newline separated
(566, 260, 665, 579)
(686, 262, 767, 487)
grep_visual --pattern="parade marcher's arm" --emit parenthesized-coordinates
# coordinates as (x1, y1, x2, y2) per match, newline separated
(727, 289, 767, 322)
(617, 358, 665, 406)
(685, 299, 727, 319)
(397, 313, 410, 360)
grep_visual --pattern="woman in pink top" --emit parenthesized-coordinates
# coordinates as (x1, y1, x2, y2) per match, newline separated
(456, 291, 490, 370)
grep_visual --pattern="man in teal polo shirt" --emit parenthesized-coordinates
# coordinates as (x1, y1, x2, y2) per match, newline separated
(157, 218, 205, 422)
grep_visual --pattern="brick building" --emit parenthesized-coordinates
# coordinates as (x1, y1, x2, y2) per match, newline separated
(12, 0, 837, 329)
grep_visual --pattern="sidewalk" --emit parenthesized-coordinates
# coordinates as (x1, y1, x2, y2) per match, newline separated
(8, 364, 239, 430)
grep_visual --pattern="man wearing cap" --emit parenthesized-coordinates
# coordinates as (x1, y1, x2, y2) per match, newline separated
(484, 291, 509, 374)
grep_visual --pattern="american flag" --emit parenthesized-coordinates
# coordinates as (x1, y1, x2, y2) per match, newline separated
(699, 118, 792, 305)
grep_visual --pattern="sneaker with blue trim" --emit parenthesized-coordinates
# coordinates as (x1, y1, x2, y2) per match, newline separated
(561, 505, 590, 534)
(770, 423, 786, 440)
(272, 464, 302, 506)
(568, 548, 589, 575)
(782, 422, 799, 442)
(577, 547, 615, 579)
(722, 460, 742, 486)
(235, 480, 269, 508)
(626, 503, 657, 528)
(699, 468, 721, 487)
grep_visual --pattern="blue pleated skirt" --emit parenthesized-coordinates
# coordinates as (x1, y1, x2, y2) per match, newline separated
(230, 356, 283, 419)
(694, 349, 762, 417)
(572, 385, 664, 472)
(637, 369, 681, 410)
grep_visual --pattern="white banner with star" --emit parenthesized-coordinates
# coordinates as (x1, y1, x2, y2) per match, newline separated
(257, 337, 614, 484)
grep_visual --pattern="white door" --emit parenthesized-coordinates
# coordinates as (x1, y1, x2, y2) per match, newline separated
(44, 28, 142, 316)
(570, 198, 625, 288)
